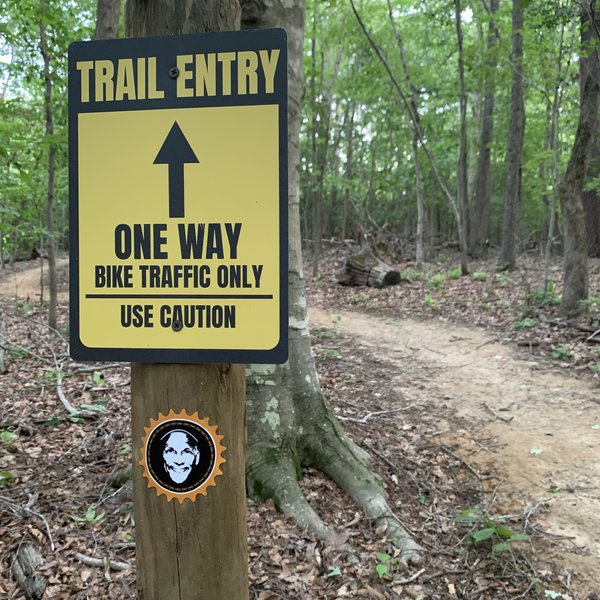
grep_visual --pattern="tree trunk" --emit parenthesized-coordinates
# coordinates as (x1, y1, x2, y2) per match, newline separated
(39, 3, 57, 330)
(471, 0, 499, 256)
(581, 0, 600, 258)
(95, 0, 121, 40)
(241, 0, 421, 565)
(544, 16, 576, 297)
(498, 0, 525, 271)
(583, 175, 600, 257)
(353, 0, 468, 275)
(455, 0, 469, 273)
(342, 106, 355, 241)
(560, 1, 600, 314)
(413, 132, 425, 270)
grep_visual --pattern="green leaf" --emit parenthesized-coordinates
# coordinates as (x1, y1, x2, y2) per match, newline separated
(493, 542, 511, 554)
(0, 431, 14, 443)
(494, 525, 514, 540)
(0, 471, 15, 487)
(92, 371, 104, 386)
(376, 553, 390, 562)
(452, 507, 483, 522)
(509, 533, 531, 542)
(472, 528, 496, 542)
(375, 563, 388, 578)
(327, 566, 342, 578)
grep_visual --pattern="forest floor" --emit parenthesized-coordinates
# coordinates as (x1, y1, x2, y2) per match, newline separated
(0, 249, 599, 599)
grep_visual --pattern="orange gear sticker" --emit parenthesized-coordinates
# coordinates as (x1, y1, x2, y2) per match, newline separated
(139, 409, 226, 503)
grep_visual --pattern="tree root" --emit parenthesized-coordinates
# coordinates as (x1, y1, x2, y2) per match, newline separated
(246, 449, 332, 541)
(299, 395, 423, 565)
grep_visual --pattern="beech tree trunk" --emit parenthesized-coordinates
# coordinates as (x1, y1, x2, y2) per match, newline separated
(95, 0, 121, 40)
(241, 0, 421, 565)
(581, 0, 600, 258)
(39, 3, 57, 331)
(342, 105, 355, 241)
(560, 1, 600, 314)
(499, 0, 525, 271)
(455, 0, 469, 272)
(471, 0, 499, 256)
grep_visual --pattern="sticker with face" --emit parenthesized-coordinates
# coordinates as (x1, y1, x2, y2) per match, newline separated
(162, 430, 200, 484)
(140, 410, 226, 503)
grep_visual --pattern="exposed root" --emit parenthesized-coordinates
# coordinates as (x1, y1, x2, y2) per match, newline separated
(296, 392, 423, 564)
(246, 452, 332, 540)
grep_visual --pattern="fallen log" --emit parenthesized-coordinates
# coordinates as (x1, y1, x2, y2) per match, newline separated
(12, 543, 47, 600)
(336, 250, 401, 288)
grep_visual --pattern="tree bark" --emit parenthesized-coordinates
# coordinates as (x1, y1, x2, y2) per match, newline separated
(581, 0, 600, 258)
(455, 0, 469, 273)
(342, 105, 355, 241)
(39, 2, 57, 331)
(11, 543, 47, 600)
(471, 0, 499, 256)
(560, 1, 600, 314)
(498, 0, 525, 271)
(353, 0, 469, 275)
(241, 0, 421, 565)
(125, 0, 240, 36)
(337, 250, 401, 288)
(95, 0, 121, 40)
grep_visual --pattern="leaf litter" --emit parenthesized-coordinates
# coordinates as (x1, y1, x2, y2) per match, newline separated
(0, 252, 598, 598)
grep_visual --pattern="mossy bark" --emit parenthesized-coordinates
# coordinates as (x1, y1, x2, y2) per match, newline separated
(559, 2, 600, 314)
(241, 0, 421, 565)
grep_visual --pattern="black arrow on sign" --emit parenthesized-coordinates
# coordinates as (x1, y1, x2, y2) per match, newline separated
(154, 121, 199, 218)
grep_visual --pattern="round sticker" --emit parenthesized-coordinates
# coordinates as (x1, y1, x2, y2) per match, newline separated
(140, 410, 226, 503)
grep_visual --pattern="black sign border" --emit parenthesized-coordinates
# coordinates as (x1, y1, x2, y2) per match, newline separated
(69, 28, 288, 364)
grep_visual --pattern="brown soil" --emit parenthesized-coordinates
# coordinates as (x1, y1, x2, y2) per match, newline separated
(0, 257, 69, 303)
(308, 306, 600, 596)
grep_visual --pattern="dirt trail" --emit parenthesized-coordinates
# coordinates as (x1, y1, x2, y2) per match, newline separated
(309, 307, 600, 594)
(0, 258, 69, 302)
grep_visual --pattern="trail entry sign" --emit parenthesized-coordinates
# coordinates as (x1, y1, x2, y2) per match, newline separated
(69, 29, 288, 363)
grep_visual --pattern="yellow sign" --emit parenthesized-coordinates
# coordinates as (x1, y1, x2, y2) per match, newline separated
(69, 30, 287, 363)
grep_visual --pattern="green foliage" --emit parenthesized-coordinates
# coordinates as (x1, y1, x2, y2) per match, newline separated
(71, 505, 105, 527)
(326, 566, 342, 578)
(92, 371, 105, 386)
(551, 344, 572, 360)
(453, 507, 531, 555)
(0, 430, 15, 443)
(472, 271, 489, 281)
(375, 552, 393, 579)
(427, 273, 446, 290)
(512, 317, 536, 330)
(0, 471, 15, 487)
(424, 294, 438, 309)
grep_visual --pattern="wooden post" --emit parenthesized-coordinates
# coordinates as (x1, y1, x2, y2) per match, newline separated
(125, 2, 248, 599)
(131, 363, 248, 599)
